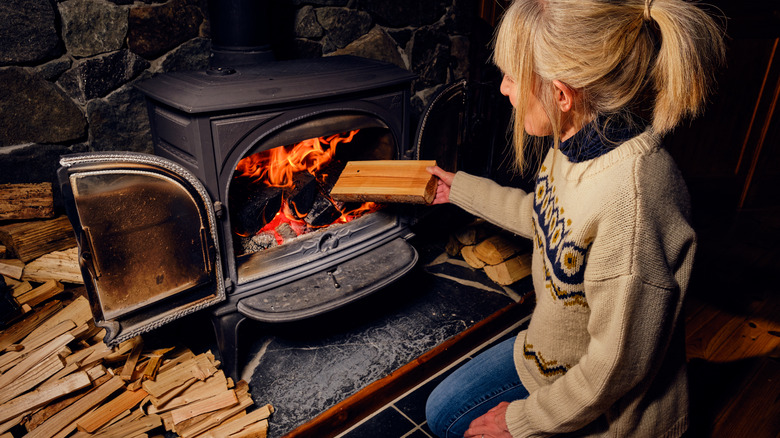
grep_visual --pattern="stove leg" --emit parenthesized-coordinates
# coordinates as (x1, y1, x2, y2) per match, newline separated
(210, 311, 246, 381)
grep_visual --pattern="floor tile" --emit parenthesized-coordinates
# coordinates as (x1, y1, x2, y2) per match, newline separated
(341, 406, 417, 438)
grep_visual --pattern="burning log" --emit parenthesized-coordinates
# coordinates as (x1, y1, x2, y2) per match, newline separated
(304, 193, 343, 227)
(231, 185, 283, 237)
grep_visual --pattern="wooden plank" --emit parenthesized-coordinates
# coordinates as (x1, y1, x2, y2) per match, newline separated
(22, 247, 83, 284)
(330, 160, 437, 204)
(0, 371, 91, 424)
(0, 183, 55, 220)
(24, 375, 125, 438)
(0, 216, 76, 262)
(76, 388, 149, 433)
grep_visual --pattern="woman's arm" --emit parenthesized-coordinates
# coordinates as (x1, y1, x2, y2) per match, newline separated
(427, 166, 536, 239)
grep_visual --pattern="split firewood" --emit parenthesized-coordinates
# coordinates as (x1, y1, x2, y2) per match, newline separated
(24, 375, 126, 438)
(483, 253, 533, 286)
(27, 295, 92, 341)
(76, 387, 149, 433)
(460, 245, 486, 269)
(0, 245, 5, 258)
(330, 160, 438, 204)
(473, 235, 524, 265)
(0, 332, 74, 392)
(89, 410, 162, 438)
(175, 381, 253, 438)
(10, 279, 33, 296)
(0, 182, 55, 220)
(23, 372, 114, 433)
(169, 388, 239, 425)
(120, 336, 145, 381)
(14, 279, 65, 307)
(0, 300, 63, 352)
(23, 246, 83, 284)
(0, 259, 24, 280)
(142, 352, 218, 398)
(0, 354, 65, 405)
(148, 370, 230, 413)
(445, 234, 465, 257)
(454, 219, 490, 245)
(198, 403, 274, 438)
(0, 215, 76, 263)
(0, 371, 92, 424)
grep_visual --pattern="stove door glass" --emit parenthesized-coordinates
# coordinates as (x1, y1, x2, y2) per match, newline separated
(58, 152, 225, 345)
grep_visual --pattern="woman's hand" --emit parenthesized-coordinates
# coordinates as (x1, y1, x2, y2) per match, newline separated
(426, 166, 455, 205)
(463, 402, 513, 438)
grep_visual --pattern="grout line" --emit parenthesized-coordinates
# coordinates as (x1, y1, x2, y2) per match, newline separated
(334, 314, 531, 438)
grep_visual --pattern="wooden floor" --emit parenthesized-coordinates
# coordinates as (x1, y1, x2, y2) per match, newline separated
(684, 207, 780, 437)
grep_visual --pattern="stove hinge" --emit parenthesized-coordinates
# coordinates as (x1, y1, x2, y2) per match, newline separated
(214, 201, 224, 219)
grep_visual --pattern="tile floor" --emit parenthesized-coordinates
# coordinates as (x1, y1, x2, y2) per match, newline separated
(336, 315, 531, 438)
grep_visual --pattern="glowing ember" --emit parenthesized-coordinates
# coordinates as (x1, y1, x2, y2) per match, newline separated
(233, 130, 382, 249)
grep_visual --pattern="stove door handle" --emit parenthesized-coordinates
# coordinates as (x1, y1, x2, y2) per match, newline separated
(79, 226, 102, 279)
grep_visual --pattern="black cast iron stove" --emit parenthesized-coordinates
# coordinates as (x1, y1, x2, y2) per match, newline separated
(57, 53, 470, 378)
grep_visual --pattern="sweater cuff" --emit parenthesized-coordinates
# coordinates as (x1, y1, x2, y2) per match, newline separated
(448, 171, 480, 210)
(505, 400, 538, 438)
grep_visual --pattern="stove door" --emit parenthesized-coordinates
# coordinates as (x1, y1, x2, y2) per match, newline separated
(58, 152, 225, 346)
(414, 79, 468, 172)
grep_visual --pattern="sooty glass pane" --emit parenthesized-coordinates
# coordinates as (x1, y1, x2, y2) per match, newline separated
(72, 171, 210, 320)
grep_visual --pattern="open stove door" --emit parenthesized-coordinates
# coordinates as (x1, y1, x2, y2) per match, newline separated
(58, 152, 226, 346)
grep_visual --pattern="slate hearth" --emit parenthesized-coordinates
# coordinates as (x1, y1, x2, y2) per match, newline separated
(146, 207, 532, 437)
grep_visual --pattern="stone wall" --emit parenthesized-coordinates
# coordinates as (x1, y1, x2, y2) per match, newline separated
(0, 0, 489, 207)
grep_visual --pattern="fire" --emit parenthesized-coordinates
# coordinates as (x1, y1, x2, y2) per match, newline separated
(235, 130, 358, 188)
(233, 130, 382, 248)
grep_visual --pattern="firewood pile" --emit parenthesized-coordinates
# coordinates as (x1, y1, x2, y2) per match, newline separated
(0, 183, 274, 438)
(446, 219, 533, 286)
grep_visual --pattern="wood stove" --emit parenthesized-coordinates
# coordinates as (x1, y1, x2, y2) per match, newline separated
(57, 55, 468, 378)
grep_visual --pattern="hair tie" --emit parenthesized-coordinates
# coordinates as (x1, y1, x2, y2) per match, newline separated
(643, 0, 654, 21)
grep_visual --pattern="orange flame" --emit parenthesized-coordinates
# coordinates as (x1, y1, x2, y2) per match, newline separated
(235, 130, 359, 187)
(233, 130, 382, 246)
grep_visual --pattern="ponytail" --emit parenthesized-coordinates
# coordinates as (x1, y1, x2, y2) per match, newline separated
(647, 0, 726, 133)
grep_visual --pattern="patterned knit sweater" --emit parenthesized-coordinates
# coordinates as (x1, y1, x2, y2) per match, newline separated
(448, 130, 695, 437)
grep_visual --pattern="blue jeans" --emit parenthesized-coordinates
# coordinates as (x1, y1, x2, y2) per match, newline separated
(425, 336, 529, 438)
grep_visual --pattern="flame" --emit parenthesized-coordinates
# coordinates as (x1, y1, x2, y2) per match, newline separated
(235, 130, 359, 188)
(233, 130, 382, 248)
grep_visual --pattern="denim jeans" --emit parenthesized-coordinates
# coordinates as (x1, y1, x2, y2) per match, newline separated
(425, 336, 529, 438)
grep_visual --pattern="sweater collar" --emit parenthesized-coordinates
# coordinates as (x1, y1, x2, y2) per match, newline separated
(558, 116, 644, 163)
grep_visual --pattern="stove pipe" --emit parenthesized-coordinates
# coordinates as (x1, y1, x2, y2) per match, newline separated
(207, 0, 275, 69)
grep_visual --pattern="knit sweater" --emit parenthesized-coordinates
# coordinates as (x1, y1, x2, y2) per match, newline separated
(448, 130, 695, 437)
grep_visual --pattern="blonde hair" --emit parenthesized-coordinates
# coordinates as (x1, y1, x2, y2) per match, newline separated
(493, 0, 726, 171)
